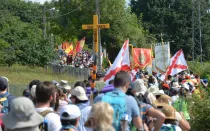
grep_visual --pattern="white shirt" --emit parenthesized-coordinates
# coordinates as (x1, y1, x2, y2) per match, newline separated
(36, 107, 62, 131)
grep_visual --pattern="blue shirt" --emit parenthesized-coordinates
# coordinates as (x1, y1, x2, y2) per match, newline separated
(76, 102, 92, 131)
(94, 88, 140, 131)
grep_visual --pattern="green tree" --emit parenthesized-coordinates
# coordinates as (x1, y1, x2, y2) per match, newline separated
(0, 0, 55, 67)
(130, 0, 210, 59)
(52, 0, 153, 60)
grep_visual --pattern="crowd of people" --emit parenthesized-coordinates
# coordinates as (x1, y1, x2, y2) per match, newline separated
(57, 50, 93, 68)
(0, 69, 208, 131)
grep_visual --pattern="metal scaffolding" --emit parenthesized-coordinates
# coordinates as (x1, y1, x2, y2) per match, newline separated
(192, 0, 203, 63)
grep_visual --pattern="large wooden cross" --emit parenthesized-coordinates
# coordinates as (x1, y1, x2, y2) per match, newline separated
(82, 15, 110, 90)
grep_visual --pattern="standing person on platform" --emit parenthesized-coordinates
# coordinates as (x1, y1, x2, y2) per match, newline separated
(35, 81, 62, 131)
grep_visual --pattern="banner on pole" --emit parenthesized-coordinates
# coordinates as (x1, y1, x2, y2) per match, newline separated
(154, 42, 170, 72)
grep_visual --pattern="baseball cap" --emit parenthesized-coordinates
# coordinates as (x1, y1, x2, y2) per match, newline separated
(60, 105, 81, 120)
(71, 86, 88, 101)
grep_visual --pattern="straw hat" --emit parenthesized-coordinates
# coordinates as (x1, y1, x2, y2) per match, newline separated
(161, 105, 176, 120)
(154, 94, 172, 107)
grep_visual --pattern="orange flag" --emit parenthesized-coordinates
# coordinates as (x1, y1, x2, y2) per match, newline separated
(65, 43, 73, 55)
(132, 48, 152, 69)
(62, 42, 70, 50)
(73, 37, 86, 56)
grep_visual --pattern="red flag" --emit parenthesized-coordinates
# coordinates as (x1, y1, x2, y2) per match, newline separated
(165, 49, 188, 77)
(132, 48, 152, 69)
(75, 37, 85, 52)
(104, 40, 130, 84)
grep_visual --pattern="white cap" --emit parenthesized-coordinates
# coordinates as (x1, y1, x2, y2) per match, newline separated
(61, 80, 68, 84)
(153, 90, 165, 96)
(60, 105, 81, 120)
(64, 85, 71, 90)
(30, 85, 36, 98)
(71, 86, 88, 101)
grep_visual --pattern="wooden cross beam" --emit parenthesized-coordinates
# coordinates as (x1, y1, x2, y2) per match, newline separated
(82, 15, 110, 53)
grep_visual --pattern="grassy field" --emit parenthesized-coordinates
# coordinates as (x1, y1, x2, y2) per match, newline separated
(0, 65, 78, 85)
(0, 65, 79, 96)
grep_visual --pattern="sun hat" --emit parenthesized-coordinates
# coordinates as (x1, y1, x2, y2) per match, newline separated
(154, 94, 172, 107)
(59, 80, 71, 90)
(153, 90, 165, 96)
(71, 86, 88, 101)
(148, 85, 159, 94)
(161, 105, 176, 120)
(2, 97, 43, 130)
(172, 82, 181, 88)
(134, 79, 147, 95)
(60, 105, 81, 120)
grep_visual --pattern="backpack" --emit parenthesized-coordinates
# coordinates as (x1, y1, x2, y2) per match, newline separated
(160, 125, 176, 131)
(0, 92, 12, 114)
(102, 92, 127, 131)
(39, 110, 53, 131)
(136, 92, 151, 105)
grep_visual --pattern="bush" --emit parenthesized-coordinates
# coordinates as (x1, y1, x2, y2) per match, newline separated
(188, 90, 210, 131)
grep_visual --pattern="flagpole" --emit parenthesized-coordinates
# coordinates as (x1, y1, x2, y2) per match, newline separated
(161, 33, 168, 72)
(129, 44, 133, 69)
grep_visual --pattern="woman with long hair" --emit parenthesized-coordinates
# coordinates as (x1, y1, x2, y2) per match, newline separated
(85, 102, 115, 131)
